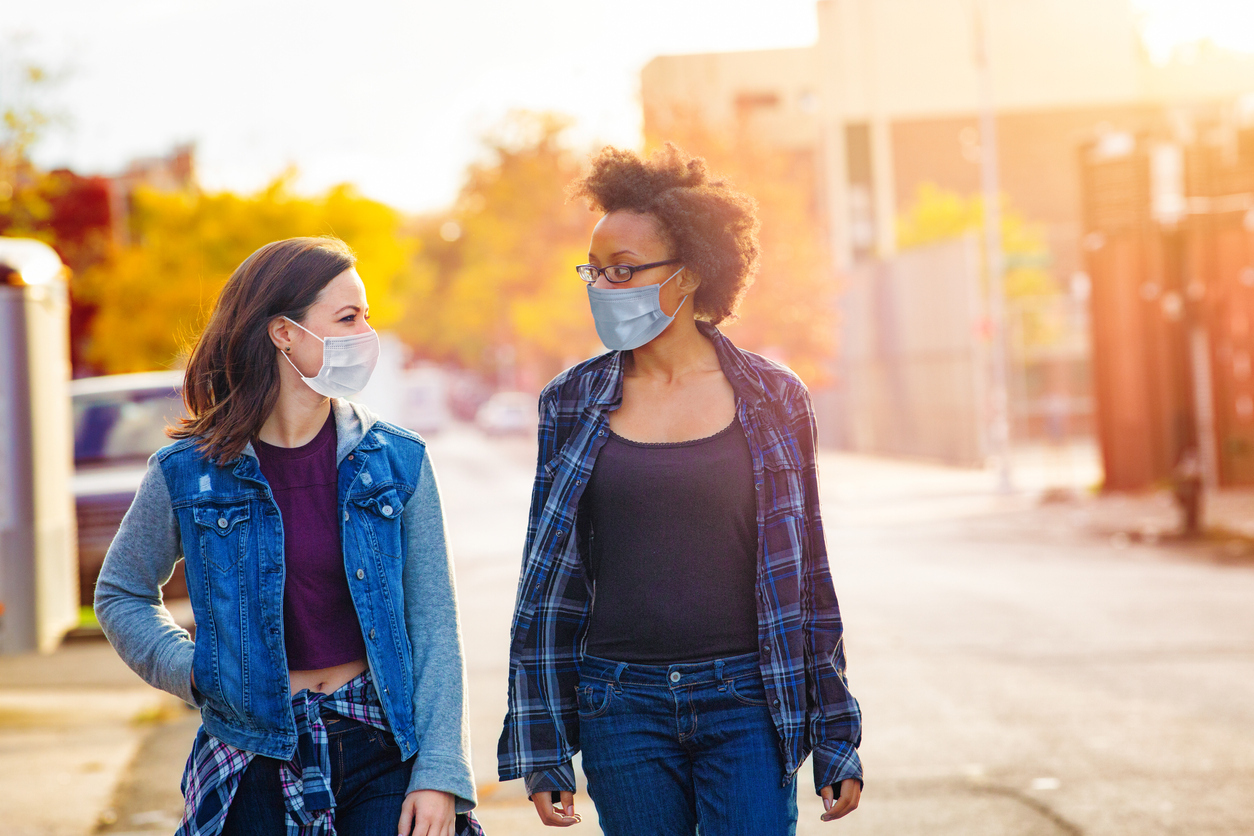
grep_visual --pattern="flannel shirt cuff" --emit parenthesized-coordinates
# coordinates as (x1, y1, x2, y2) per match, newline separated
(525, 763, 577, 799)
(811, 739, 863, 795)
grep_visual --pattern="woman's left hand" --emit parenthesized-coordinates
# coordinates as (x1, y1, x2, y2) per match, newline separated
(819, 779, 861, 822)
(398, 789, 455, 836)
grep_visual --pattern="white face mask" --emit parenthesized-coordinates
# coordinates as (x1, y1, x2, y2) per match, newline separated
(281, 316, 380, 399)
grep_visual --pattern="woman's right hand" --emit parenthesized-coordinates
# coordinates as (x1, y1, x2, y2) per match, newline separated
(532, 791, 580, 827)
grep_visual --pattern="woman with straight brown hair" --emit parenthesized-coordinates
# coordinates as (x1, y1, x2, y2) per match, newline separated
(96, 237, 482, 836)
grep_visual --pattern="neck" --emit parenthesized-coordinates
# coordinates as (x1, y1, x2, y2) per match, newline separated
(627, 317, 717, 382)
(258, 353, 333, 447)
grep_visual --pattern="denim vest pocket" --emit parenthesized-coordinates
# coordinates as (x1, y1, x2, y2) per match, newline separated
(352, 487, 405, 558)
(192, 501, 251, 571)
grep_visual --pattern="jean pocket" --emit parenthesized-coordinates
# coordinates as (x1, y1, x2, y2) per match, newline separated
(727, 675, 769, 707)
(575, 681, 614, 719)
(368, 726, 400, 751)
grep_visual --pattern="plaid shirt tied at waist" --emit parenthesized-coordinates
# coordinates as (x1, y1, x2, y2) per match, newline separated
(498, 322, 863, 797)
(178, 671, 483, 836)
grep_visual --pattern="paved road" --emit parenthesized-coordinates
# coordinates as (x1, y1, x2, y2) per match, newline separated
(6, 426, 1250, 835)
(431, 429, 1254, 835)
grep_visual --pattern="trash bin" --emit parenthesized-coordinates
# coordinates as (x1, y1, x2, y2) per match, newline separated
(0, 238, 78, 654)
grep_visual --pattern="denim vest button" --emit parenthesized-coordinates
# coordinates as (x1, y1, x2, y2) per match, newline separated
(382, 505, 393, 516)
(669, 671, 681, 683)
(356, 569, 365, 580)
(343, 511, 349, 522)
(217, 518, 227, 528)
(369, 628, 376, 640)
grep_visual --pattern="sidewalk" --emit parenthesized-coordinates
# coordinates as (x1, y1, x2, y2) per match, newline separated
(0, 641, 191, 836)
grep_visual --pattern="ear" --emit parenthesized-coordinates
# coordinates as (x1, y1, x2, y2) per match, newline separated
(675, 267, 702, 295)
(269, 316, 295, 354)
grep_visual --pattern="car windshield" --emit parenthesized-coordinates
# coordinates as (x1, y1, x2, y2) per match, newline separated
(73, 387, 185, 466)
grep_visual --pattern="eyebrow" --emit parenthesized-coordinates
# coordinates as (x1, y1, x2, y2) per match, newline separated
(335, 305, 366, 315)
(589, 249, 640, 261)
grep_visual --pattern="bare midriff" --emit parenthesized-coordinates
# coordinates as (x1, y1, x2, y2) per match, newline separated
(289, 657, 369, 696)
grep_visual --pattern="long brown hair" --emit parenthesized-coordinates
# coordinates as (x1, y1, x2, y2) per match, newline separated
(170, 237, 356, 461)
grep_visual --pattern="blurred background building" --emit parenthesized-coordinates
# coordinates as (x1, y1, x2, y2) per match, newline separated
(643, 0, 1254, 470)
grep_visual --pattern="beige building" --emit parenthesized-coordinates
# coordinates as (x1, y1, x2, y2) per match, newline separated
(642, 0, 1254, 457)
(642, 0, 1254, 275)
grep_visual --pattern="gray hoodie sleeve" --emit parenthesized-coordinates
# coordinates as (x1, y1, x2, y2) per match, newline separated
(93, 455, 200, 706)
(401, 451, 478, 812)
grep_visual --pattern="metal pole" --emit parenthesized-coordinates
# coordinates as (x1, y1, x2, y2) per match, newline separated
(976, 0, 1013, 493)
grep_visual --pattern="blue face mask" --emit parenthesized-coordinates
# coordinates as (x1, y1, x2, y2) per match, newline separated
(587, 267, 688, 351)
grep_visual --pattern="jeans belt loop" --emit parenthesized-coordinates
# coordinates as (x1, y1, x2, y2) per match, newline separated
(612, 661, 628, 693)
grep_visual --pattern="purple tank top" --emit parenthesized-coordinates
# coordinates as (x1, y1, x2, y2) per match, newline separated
(254, 412, 367, 670)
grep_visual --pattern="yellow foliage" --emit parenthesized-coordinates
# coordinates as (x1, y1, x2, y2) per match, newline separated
(394, 112, 601, 384)
(75, 175, 415, 373)
(896, 182, 1058, 299)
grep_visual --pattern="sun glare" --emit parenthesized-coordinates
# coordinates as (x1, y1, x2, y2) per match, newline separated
(1134, 0, 1254, 64)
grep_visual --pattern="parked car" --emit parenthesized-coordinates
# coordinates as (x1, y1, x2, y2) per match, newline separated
(474, 391, 537, 436)
(71, 371, 187, 607)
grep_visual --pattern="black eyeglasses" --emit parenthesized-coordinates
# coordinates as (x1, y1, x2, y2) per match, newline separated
(575, 259, 681, 285)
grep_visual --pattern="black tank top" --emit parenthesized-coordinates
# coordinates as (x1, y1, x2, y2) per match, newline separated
(582, 417, 760, 663)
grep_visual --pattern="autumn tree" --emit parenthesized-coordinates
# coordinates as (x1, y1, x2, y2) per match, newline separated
(896, 182, 1056, 298)
(396, 112, 599, 389)
(896, 182, 1065, 348)
(0, 39, 65, 245)
(75, 175, 415, 373)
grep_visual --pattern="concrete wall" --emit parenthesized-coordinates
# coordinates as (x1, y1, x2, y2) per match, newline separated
(832, 237, 988, 464)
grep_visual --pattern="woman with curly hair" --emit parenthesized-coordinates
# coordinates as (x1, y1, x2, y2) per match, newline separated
(498, 145, 863, 834)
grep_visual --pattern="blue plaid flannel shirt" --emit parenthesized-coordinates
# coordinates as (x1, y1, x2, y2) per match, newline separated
(497, 322, 862, 797)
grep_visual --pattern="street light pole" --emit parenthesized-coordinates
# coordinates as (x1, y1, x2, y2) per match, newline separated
(975, 0, 1013, 494)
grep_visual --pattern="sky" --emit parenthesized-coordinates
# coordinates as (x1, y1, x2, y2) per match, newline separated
(5, 0, 1254, 215)
(4, 0, 820, 213)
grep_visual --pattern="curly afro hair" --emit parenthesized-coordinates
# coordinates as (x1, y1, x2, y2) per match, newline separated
(569, 143, 760, 325)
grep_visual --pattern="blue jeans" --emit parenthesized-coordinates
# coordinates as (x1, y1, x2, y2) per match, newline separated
(577, 653, 798, 836)
(220, 715, 410, 836)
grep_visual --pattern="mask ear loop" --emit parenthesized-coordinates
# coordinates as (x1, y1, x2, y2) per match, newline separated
(280, 348, 309, 379)
(278, 316, 322, 381)
(659, 267, 690, 318)
(282, 315, 326, 344)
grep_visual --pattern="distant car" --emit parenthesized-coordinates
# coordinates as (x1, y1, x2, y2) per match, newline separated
(71, 370, 187, 607)
(400, 366, 451, 437)
(474, 391, 537, 436)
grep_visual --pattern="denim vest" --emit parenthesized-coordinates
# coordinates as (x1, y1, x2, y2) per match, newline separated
(157, 420, 423, 760)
